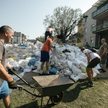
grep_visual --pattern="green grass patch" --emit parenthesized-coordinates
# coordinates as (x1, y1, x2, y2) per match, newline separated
(0, 79, 108, 108)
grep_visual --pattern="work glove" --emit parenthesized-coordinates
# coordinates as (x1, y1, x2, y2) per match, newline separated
(8, 79, 17, 89)
(101, 54, 104, 57)
(8, 68, 15, 75)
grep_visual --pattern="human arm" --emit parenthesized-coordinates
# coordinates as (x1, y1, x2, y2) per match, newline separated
(6, 63, 11, 69)
(85, 53, 90, 64)
(0, 61, 13, 82)
(0, 61, 17, 89)
(101, 47, 107, 57)
(53, 37, 58, 43)
(49, 42, 55, 48)
(6, 62, 15, 75)
(51, 30, 53, 36)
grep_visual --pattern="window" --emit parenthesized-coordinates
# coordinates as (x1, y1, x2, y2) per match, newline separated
(85, 28, 87, 33)
(85, 18, 87, 22)
(90, 36, 94, 44)
(91, 24, 95, 31)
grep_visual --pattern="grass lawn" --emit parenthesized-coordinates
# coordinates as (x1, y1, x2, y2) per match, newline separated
(0, 78, 108, 108)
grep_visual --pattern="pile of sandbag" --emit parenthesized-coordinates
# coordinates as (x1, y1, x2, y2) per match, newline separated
(5, 41, 100, 82)
(5, 44, 28, 61)
(49, 45, 100, 82)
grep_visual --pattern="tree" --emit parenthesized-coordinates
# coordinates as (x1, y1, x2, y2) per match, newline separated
(36, 36, 45, 43)
(43, 6, 82, 39)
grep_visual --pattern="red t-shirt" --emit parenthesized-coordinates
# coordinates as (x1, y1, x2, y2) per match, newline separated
(41, 38, 52, 52)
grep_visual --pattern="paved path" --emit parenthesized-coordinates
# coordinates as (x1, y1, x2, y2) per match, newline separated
(15, 67, 108, 84)
(96, 67, 108, 78)
(14, 71, 39, 84)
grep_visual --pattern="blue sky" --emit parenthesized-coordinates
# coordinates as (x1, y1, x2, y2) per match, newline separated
(0, 0, 97, 39)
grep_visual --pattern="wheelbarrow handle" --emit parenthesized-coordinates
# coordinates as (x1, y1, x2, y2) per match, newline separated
(17, 85, 41, 97)
(10, 69, 34, 88)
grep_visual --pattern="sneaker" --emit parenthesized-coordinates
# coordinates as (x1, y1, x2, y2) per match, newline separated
(101, 69, 106, 72)
(98, 68, 104, 70)
(47, 71, 49, 74)
(86, 82, 93, 87)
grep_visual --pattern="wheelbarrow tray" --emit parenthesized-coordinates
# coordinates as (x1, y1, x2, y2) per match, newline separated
(32, 75, 74, 97)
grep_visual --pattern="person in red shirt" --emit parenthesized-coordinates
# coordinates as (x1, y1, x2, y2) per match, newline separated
(40, 36, 55, 74)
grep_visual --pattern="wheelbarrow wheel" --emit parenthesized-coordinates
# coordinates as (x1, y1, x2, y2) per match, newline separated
(51, 91, 64, 105)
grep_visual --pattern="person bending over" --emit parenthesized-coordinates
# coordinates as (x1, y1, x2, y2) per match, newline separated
(81, 47, 100, 87)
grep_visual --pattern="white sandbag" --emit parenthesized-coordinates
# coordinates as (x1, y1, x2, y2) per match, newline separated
(64, 69, 72, 76)
(72, 65, 82, 74)
(50, 61, 55, 65)
(58, 54, 66, 59)
(73, 58, 82, 67)
(50, 47, 57, 55)
(67, 60, 72, 70)
(54, 56, 58, 64)
(95, 64, 101, 70)
(78, 73, 87, 79)
(12, 57, 20, 61)
(35, 51, 41, 57)
(93, 72, 97, 77)
(24, 68, 32, 72)
(12, 72, 25, 81)
(58, 71, 64, 76)
(93, 68, 100, 74)
(80, 65, 86, 71)
(70, 74, 79, 82)
(79, 61, 87, 67)
(32, 69, 40, 73)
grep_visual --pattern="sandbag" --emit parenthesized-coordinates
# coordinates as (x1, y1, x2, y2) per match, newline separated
(72, 65, 82, 74)
(70, 74, 79, 82)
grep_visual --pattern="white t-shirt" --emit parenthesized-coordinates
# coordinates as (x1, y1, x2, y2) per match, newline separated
(46, 27, 53, 33)
(83, 49, 100, 60)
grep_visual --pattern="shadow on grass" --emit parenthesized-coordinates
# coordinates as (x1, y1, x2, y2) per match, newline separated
(17, 98, 55, 108)
(17, 100, 38, 108)
(62, 82, 88, 103)
(94, 77, 108, 81)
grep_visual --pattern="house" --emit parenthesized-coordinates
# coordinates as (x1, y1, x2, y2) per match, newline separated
(92, 0, 108, 47)
(82, 6, 97, 47)
(10, 31, 27, 44)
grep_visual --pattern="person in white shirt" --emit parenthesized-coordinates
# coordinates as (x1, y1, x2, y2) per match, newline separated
(45, 26, 53, 41)
(81, 47, 100, 87)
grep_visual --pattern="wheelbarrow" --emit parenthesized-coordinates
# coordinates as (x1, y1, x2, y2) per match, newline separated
(11, 70, 74, 107)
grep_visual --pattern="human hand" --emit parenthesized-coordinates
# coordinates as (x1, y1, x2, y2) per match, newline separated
(101, 54, 104, 57)
(8, 79, 17, 89)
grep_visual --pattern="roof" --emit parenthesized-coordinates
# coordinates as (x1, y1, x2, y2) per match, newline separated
(92, 0, 107, 7)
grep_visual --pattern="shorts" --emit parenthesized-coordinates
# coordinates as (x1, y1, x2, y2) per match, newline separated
(57, 35, 62, 39)
(61, 36, 66, 43)
(0, 81, 12, 99)
(87, 57, 100, 68)
(41, 51, 49, 62)
(100, 54, 107, 64)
